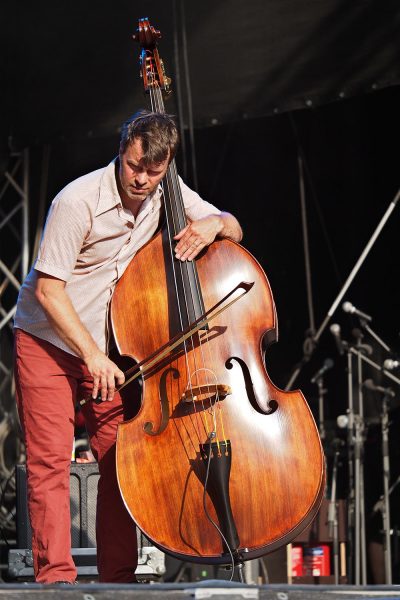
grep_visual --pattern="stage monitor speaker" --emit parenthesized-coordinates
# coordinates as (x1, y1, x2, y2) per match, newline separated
(15, 462, 99, 549)
(12, 463, 165, 581)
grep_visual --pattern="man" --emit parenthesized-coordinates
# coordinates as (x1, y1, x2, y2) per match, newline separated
(14, 111, 242, 584)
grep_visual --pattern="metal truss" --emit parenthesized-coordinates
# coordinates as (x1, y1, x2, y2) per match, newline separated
(0, 149, 30, 487)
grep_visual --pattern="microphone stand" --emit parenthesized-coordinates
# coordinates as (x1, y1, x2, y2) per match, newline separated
(381, 390, 393, 584)
(328, 442, 341, 584)
(359, 318, 392, 354)
(372, 474, 400, 582)
(353, 339, 368, 585)
(285, 188, 400, 391)
(353, 322, 394, 583)
(312, 359, 334, 441)
(348, 349, 400, 388)
(316, 376, 327, 442)
(347, 348, 400, 585)
(343, 342, 400, 585)
(345, 345, 355, 585)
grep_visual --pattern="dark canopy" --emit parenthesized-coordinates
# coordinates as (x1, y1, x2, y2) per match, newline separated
(2, 0, 400, 153)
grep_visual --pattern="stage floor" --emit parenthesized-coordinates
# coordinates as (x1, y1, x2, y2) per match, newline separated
(0, 582, 400, 599)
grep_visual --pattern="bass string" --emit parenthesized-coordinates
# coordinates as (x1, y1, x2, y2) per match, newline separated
(150, 84, 225, 448)
(164, 163, 216, 442)
(169, 159, 228, 454)
(143, 42, 221, 443)
(149, 85, 213, 443)
(165, 144, 227, 451)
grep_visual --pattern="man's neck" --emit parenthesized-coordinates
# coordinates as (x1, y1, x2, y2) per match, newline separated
(121, 195, 143, 219)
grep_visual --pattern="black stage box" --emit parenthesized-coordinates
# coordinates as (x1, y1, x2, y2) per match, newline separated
(15, 462, 99, 549)
(10, 463, 165, 581)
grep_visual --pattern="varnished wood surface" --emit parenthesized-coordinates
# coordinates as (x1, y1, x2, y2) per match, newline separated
(111, 235, 325, 562)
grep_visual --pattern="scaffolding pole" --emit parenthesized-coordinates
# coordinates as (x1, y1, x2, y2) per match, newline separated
(0, 149, 29, 424)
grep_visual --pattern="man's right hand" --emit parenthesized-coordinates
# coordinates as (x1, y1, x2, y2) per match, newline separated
(35, 274, 125, 402)
(85, 350, 125, 402)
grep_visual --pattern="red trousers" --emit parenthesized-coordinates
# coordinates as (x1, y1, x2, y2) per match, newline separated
(13, 329, 138, 583)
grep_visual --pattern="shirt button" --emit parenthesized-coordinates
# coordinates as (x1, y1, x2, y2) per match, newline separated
(127, 222, 134, 228)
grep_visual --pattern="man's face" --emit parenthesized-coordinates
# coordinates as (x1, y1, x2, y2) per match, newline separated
(118, 138, 169, 210)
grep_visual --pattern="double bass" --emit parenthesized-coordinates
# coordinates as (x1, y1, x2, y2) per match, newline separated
(111, 18, 325, 566)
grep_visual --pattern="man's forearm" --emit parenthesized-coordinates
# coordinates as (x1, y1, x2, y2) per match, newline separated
(35, 281, 99, 361)
(218, 211, 243, 243)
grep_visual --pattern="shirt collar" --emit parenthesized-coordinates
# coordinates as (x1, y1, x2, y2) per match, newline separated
(95, 158, 121, 217)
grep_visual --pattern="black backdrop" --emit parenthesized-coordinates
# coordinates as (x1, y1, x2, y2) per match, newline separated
(23, 84, 400, 417)
(2, 0, 400, 551)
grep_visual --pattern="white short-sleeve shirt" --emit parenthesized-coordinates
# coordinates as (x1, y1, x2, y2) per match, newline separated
(14, 159, 221, 356)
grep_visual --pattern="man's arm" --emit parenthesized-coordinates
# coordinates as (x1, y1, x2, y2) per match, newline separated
(174, 212, 243, 261)
(35, 273, 124, 401)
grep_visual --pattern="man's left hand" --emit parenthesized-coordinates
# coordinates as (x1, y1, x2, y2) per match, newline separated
(174, 215, 223, 261)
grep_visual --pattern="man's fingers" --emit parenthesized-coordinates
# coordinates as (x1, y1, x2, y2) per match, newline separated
(187, 245, 203, 261)
(177, 240, 204, 261)
(173, 224, 189, 240)
(175, 237, 203, 260)
(89, 355, 126, 402)
(116, 368, 125, 385)
(107, 382, 115, 402)
(108, 368, 125, 400)
(100, 375, 108, 402)
(92, 376, 100, 399)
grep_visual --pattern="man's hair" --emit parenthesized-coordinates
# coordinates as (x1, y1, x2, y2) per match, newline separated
(119, 110, 179, 164)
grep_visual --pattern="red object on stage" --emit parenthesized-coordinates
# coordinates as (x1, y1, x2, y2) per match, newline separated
(291, 545, 304, 577)
(303, 544, 331, 576)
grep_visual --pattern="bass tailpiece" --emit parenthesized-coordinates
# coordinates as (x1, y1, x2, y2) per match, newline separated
(200, 439, 240, 553)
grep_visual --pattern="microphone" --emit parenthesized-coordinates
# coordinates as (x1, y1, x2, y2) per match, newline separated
(383, 359, 400, 370)
(336, 414, 349, 429)
(330, 323, 346, 355)
(310, 357, 334, 384)
(363, 378, 395, 397)
(342, 301, 372, 322)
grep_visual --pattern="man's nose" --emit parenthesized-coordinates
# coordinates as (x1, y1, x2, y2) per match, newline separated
(135, 171, 148, 186)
